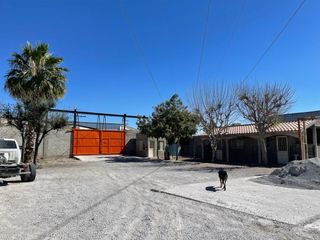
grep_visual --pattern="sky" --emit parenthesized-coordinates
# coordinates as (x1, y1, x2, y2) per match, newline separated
(0, 0, 319, 127)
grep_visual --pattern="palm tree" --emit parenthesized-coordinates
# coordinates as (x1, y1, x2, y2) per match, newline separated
(5, 42, 68, 163)
(5, 42, 67, 102)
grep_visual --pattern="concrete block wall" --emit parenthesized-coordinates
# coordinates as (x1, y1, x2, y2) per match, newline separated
(0, 111, 143, 159)
(124, 129, 138, 155)
(0, 124, 139, 158)
(136, 133, 148, 157)
(0, 125, 22, 145)
(0, 125, 70, 159)
(38, 127, 71, 158)
(135, 133, 167, 159)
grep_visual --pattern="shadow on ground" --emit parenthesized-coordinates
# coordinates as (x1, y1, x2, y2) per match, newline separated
(104, 156, 163, 164)
(104, 156, 200, 167)
(205, 186, 217, 192)
(205, 186, 225, 192)
(172, 166, 244, 173)
(0, 179, 23, 187)
(104, 156, 253, 173)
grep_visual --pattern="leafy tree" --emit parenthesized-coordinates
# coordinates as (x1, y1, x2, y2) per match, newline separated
(237, 82, 293, 164)
(4, 42, 68, 163)
(189, 83, 237, 162)
(138, 94, 199, 160)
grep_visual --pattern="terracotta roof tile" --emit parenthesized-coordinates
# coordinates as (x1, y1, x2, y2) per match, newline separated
(221, 120, 313, 136)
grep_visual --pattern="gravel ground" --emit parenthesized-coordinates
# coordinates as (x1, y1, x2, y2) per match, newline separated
(0, 156, 319, 240)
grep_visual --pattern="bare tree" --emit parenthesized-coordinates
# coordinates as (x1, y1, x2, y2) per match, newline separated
(237, 82, 293, 164)
(1, 103, 67, 164)
(189, 83, 237, 162)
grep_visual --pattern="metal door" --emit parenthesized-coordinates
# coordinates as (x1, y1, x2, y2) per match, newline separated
(276, 136, 289, 164)
(73, 129, 125, 155)
(148, 140, 155, 158)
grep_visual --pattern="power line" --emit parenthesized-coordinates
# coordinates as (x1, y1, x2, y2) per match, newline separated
(242, 0, 307, 82)
(213, 0, 247, 80)
(117, 0, 163, 100)
(196, 0, 212, 85)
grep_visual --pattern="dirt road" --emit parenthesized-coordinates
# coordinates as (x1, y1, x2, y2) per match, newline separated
(0, 157, 318, 240)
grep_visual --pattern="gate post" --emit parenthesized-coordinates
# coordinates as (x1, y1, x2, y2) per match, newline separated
(123, 114, 127, 154)
(99, 130, 102, 155)
(71, 109, 77, 158)
(73, 109, 77, 129)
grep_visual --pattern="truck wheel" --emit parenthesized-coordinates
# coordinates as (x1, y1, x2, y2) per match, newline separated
(20, 163, 36, 182)
(28, 163, 36, 182)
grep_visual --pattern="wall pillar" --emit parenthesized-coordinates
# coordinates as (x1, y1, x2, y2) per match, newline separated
(193, 138, 196, 159)
(201, 139, 204, 161)
(257, 137, 261, 164)
(226, 139, 229, 162)
(313, 126, 318, 157)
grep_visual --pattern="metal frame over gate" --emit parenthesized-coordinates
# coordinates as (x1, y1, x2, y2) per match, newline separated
(50, 109, 146, 157)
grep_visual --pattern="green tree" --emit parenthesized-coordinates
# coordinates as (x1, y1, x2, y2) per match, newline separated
(138, 94, 199, 160)
(4, 42, 68, 163)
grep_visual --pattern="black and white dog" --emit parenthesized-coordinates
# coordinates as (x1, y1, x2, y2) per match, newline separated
(218, 169, 228, 191)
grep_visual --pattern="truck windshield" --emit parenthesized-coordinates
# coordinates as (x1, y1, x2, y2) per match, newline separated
(0, 140, 17, 149)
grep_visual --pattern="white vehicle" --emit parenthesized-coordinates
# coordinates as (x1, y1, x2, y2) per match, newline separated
(0, 138, 36, 182)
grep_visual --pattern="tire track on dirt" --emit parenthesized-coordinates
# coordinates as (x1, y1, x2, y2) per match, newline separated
(127, 177, 185, 240)
(34, 165, 164, 240)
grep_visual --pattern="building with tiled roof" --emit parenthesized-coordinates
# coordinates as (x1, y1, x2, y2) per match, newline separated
(181, 112, 320, 166)
(217, 120, 315, 136)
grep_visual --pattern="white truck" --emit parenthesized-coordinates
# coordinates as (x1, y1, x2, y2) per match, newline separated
(0, 138, 36, 182)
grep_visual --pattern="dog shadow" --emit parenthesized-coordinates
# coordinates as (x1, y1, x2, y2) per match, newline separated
(205, 186, 224, 192)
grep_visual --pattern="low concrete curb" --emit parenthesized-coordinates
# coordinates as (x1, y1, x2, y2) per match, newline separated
(74, 155, 122, 162)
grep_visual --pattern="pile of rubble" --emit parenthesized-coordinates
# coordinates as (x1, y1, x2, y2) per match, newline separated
(255, 158, 320, 190)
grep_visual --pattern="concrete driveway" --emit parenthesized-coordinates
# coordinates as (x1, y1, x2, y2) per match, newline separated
(157, 177, 320, 227)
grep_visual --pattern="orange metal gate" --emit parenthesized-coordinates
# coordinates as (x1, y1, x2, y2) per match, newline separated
(73, 129, 125, 155)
